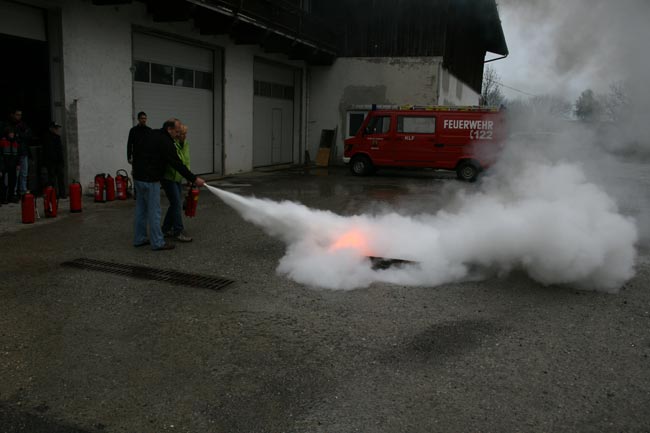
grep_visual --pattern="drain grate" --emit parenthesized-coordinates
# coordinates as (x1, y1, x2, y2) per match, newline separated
(62, 258, 234, 291)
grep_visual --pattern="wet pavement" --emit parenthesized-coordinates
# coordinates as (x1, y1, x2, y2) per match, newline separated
(1, 165, 649, 433)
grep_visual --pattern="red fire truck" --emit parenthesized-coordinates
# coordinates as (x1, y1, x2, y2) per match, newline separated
(343, 106, 506, 181)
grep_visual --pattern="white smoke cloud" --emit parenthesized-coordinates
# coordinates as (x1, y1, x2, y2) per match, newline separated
(205, 139, 638, 292)
(495, 0, 650, 100)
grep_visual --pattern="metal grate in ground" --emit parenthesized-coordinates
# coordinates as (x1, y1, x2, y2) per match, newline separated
(62, 258, 234, 291)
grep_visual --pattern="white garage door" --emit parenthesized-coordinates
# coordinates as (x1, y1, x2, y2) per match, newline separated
(133, 33, 220, 175)
(253, 60, 296, 167)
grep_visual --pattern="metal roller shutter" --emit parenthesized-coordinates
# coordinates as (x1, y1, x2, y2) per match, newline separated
(132, 33, 217, 175)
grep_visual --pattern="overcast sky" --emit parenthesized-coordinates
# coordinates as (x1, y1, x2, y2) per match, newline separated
(490, 0, 650, 103)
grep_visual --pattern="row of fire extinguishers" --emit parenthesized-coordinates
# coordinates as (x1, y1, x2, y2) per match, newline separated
(21, 181, 84, 223)
(21, 169, 199, 224)
(93, 170, 200, 217)
(94, 170, 131, 202)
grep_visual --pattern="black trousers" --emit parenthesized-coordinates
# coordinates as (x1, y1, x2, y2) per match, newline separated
(45, 163, 66, 198)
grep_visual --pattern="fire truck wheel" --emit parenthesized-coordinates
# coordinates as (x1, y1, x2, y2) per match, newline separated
(350, 155, 373, 176)
(456, 161, 480, 182)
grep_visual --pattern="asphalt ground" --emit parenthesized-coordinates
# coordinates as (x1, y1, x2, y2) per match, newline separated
(1, 165, 649, 433)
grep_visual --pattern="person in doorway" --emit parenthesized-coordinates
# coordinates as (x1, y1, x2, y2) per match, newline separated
(0, 126, 19, 204)
(127, 111, 151, 164)
(41, 121, 66, 199)
(161, 123, 192, 242)
(131, 118, 205, 251)
(5, 109, 32, 196)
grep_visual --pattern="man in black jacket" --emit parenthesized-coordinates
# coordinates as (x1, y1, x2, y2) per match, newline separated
(126, 111, 151, 164)
(132, 118, 205, 251)
(41, 121, 66, 198)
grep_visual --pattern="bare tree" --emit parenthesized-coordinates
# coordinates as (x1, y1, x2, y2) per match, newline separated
(601, 81, 628, 122)
(481, 65, 505, 107)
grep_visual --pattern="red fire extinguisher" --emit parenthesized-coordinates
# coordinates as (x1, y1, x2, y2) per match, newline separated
(105, 173, 115, 202)
(115, 169, 129, 200)
(21, 191, 36, 224)
(94, 173, 105, 203)
(69, 180, 82, 213)
(43, 185, 58, 218)
(184, 184, 199, 217)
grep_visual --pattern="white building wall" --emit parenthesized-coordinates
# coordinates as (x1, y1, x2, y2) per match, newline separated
(224, 46, 256, 173)
(438, 66, 481, 106)
(55, 0, 306, 184)
(60, 1, 133, 184)
(307, 57, 442, 161)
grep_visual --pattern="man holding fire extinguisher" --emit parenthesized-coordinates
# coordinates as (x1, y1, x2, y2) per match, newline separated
(132, 118, 205, 251)
(161, 123, 192, 242)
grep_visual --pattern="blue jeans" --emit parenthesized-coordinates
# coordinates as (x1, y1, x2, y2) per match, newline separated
(17, 155, 28, 194)
(133, 180, 164, 249)
(161, 179, 184, 235)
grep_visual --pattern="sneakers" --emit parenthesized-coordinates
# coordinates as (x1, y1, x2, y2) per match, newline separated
(174, 231, 193, 243)
(153, 242, 175, 251)
(163, 230, 192, 242)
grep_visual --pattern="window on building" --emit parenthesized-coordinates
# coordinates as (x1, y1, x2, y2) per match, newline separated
(151, 63, 173, 85)
(347, 111, 367, 137)
(195, 71, 213, 90)
(133, 60, 149, 82)
(366, 115, 391, 134)
(397, 116, 436, 133)
(253, 80, 293, 100)
(174, 67, 194, 88)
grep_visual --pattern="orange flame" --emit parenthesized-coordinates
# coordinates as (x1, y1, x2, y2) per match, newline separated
(329, 230, 373, 256)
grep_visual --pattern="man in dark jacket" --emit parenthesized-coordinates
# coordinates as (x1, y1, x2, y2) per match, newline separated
(41, 121, 66, 199)
(0, 109, 32, 199)
(132, 118, 205, 251)
(127, 111, 151, 164)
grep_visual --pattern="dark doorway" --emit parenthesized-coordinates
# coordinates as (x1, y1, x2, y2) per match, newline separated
(0, 32, 51, 194)
(0, 33, 51, 135)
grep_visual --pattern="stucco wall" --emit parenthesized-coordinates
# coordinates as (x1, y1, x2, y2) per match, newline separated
(224, 46, 255, 173)
(61, 1, 133, 184)
(307, 57, 442, 161)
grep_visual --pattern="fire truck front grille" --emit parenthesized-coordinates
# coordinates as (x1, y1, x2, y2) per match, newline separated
(62, 258, 234, 291)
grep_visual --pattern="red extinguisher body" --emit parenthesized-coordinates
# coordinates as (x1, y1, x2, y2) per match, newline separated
(185, 184, 199, 217)
(94, 174, 105, 203)
(105, 174, 115, 202)
(69, 180, 82, 213)
(115, 169, 128, 200)
(21, 192, 36, 224)
(43, 185, 58, 218)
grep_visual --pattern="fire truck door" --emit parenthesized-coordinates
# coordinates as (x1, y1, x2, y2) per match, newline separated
(394, 115, 437, 164)
(363, 114, 394, 163)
